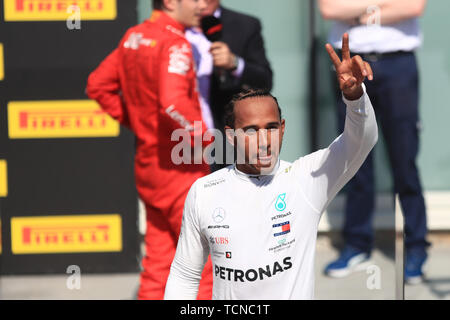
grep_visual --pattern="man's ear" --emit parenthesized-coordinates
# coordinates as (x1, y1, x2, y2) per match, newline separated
(224, 126, 235, 147)
(281, 119, 286, 137)
(163, 0, 176, 11)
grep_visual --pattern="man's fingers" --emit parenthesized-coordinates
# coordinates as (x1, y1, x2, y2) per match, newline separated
(212, 53, 228, 63)
(325, 43, 341, 68)
(209, 46, 223, 54)
(210, 49, 226, 61)
(342, 77, 357, 90)
(365, 61, 374, 81)
(209, 41, 229, 54)
(341, 33, 351, 61)
(352, 55, 367, 80)
(209, 41, 225, 48)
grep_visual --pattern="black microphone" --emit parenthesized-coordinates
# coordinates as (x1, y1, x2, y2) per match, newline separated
(200, 15, 223, 42)
(201, 15, 228, 85)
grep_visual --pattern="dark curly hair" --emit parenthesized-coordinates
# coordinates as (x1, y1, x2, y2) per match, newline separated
(224, 88, 282, 128)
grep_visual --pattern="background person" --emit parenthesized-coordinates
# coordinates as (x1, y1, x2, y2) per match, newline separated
(87, 0, 213, 299)
(318, 0, 430, 284)
(186, 0, 273, 167)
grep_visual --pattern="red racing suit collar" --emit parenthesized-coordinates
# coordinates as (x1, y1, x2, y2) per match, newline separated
(148, 10, 186, 36)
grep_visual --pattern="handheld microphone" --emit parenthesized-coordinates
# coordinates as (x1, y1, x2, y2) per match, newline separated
(201, 16, 228, 85)
(200, 15, 223, 42)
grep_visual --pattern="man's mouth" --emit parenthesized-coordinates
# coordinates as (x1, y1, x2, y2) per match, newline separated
(257, 154, 273, 165)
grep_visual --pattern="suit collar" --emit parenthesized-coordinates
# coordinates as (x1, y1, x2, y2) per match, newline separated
(148, 10, 186, 35)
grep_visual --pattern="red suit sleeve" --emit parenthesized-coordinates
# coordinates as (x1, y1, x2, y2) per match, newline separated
(158, 39, 208, 145)
(86, 49, 130, 128)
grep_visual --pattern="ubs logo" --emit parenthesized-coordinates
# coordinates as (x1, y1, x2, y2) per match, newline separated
(209, 236, 229, 245)
(212, 207, 226, 223)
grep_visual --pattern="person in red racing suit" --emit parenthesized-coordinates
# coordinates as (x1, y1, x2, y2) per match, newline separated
(86, 2, 213, 300)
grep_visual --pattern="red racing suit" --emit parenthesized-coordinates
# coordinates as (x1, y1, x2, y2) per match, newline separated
(86, 10, 212, 300)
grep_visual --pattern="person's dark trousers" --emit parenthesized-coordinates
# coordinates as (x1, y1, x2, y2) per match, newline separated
(334, 51, 430, 255)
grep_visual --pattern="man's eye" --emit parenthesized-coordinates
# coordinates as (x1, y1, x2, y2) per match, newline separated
(267, 127, 279, 131)
(244, 129, 257, 135)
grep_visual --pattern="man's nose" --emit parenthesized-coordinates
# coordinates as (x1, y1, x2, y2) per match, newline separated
(258, 129, 269, 149)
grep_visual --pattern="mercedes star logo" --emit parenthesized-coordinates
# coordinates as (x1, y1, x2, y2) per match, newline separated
(212, 207, 226, 223)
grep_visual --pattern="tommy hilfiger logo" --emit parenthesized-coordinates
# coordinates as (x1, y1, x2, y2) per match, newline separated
(272, 221, 290, 237)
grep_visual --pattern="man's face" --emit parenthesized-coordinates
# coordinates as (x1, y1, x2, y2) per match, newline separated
(226, 96, 285, 175)
(169, 0, 207, 28)
(201, 0, 220, 17)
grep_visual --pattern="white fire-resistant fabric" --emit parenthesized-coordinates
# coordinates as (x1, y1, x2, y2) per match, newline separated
(164, 86, 378, 300)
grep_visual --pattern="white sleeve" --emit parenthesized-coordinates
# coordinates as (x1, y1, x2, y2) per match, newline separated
(294, 84, 378, 214)
(164, 182, 210, 300)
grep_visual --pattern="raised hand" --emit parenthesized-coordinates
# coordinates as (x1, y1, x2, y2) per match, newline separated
(325, 33, 373, 100)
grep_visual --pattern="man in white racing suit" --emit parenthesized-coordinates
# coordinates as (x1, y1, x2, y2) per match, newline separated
(164, 33, 378, 300)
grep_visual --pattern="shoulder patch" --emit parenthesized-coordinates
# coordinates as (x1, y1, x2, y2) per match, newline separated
(123, 32, 157, 50)
(168, 43, 191, 75)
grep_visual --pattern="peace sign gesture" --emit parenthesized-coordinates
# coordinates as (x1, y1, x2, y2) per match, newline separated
(326, 33, 373, 100)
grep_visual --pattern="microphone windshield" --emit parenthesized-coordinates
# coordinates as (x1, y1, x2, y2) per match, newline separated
(201, 15, 223, 42)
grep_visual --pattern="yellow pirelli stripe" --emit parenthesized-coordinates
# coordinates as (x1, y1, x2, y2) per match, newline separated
(0, 43, 4, 81)
(11, 214, 122, 254)
(0, 160, 7, 198)
(4, 0, 117, 21)
(8, 100, 120, 139)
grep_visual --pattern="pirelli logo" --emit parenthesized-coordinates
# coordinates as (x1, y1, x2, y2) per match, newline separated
(11, 214, 122, 254)
(0, 43, 4, 81)
(8, 100, 120, 139)
(4, 0, 117, 21)
(0, 160, 7, 198)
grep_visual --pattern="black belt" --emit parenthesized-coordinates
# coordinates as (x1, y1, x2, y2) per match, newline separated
(337, 50, 413, 62)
